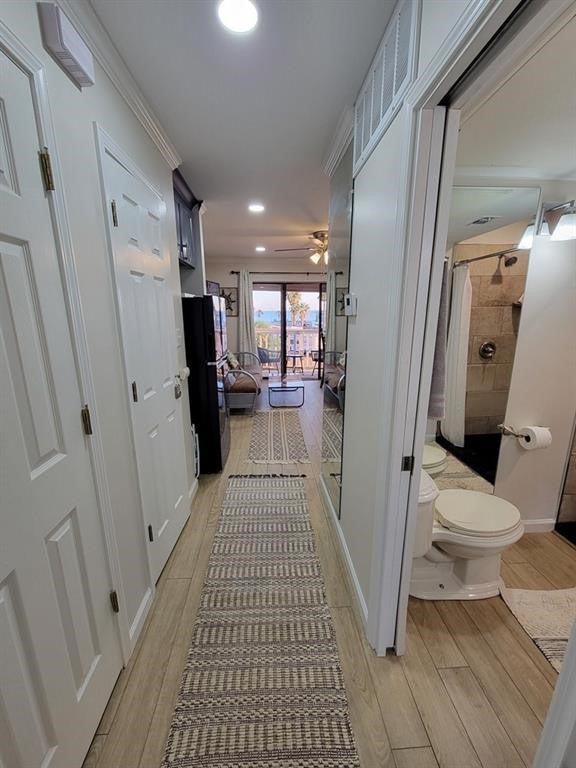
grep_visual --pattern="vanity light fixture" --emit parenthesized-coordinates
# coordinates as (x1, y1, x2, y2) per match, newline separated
(217, 0, 258, 34)
(517, 221, 550, 250)
(248, 202, 265, 213)
(551, 212, 576, 241)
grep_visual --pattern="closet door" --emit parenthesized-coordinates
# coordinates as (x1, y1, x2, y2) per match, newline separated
(0, 49, 122, 768)
(100, 142, 189, 582)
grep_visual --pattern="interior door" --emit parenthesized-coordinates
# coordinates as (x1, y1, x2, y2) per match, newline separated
(387, 107, 461, 654)
(0, 50, 122, 767)
(101, 145, 189, 582)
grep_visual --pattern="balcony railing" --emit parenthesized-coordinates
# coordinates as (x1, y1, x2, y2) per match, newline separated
(256, 327, 320, 371)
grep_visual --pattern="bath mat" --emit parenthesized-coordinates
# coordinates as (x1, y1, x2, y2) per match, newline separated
(161, 474, 360, 767)
(500, 583, 576, 671)
(322, 409, 343, 462)
(248, 410, 310, 463)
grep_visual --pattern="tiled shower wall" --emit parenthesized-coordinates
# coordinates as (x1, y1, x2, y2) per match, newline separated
(453, 243, 529, 435)
(558, 428, 576, 523)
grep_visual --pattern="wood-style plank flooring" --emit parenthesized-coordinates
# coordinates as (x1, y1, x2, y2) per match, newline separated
(84, 380, 576, 768)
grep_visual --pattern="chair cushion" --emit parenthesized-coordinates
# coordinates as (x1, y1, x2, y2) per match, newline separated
(227, 351, 240, 369)
(227, 367, 262, 393)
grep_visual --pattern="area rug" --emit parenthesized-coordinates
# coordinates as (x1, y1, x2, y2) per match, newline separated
(322, 409, 343, 462)
(500, 583, 576, 671)
(161, 474, 360, 767)
(248, 411, 310, 463)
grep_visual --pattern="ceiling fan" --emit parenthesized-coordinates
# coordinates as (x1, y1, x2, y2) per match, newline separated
(274, 231, 329, 264)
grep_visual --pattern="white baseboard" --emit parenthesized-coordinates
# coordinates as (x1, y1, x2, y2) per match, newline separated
(189, 477, 199, 501)
(319, 476, 368, 623)
(522, 518, 556, 533)
(128, 586, 154, 652)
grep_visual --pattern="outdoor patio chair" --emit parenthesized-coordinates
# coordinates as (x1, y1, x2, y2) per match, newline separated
(257, 346, 281, 374)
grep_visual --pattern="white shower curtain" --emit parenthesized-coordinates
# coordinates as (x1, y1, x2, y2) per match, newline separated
(324, 270, 337, 352)
(238, 269, 258, 356)
(441, 264, 472, 447)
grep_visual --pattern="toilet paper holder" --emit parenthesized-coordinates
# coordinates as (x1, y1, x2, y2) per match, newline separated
(497, 424, 522, 438)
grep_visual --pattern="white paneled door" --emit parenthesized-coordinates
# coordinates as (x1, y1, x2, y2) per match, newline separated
(0, 50, 122, 767)
(100, 140, 189, 582)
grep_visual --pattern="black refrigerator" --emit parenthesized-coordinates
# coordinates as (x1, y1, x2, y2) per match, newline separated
(182, 295, 230, 473)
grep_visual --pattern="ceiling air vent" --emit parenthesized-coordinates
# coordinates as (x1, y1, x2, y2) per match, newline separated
(468, 216, 501, 226)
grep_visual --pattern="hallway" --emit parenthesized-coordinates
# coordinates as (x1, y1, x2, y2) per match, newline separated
(82, 381, 571, 768)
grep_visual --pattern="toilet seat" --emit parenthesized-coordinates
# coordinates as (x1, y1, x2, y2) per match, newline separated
(435, 490, 521, 537)
(422, 444, 447, 476)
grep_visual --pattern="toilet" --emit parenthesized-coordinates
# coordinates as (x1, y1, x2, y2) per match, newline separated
(422, 443, 448, 476)
(410, 470, 524, 600)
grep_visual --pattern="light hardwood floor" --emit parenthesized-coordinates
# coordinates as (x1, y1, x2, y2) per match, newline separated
(84, 380, 575, 768)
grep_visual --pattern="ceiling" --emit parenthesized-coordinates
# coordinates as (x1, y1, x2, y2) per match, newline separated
(448, 13, 576, 245)
(90, 0, 396, 260)
(455, 13, 576, 183)
(447, 187, 539, 247)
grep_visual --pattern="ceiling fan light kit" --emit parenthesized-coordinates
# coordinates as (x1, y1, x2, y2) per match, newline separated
(273, 230, 329, 265)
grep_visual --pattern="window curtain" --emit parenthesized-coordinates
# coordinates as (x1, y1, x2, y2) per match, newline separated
(324, 270, 337, 352)
(441, 264, 471, 447)
(238, 269, 258, 356)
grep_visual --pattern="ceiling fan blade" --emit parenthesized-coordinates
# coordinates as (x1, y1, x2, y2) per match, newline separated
(274, 247, 314, 252)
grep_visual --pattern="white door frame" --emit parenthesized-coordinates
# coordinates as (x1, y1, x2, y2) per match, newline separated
(0, 20, 130, 661)
(368, 0, 576, 655)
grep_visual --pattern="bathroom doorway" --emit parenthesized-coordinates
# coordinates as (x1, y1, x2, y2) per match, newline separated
(436, 202, 538, 485)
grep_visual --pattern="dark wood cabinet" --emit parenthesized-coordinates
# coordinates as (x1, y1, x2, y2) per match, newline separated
(173, 170, 201, 269)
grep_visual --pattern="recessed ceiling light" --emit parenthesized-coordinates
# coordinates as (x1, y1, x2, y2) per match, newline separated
(255, 246, 266, 252)
(248, 202, 265, 213)
(217, 0, 258, 34)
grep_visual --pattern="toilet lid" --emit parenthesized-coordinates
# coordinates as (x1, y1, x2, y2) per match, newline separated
(423, 444, 447, 468)
(436, 490, 521, 536)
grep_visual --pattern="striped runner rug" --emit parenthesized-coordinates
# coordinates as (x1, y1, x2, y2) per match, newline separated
(248, 411, 310, 463)
(321, 409, 343, 462)
(161, 474, 360, 767)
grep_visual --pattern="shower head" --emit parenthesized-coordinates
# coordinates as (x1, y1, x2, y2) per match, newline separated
(500, 253, 518, 268)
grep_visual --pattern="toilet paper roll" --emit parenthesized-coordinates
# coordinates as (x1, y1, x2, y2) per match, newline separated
(518, 426, 552, 451)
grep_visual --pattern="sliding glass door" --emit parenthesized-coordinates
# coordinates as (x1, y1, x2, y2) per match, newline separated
(253, 282, 324, 378)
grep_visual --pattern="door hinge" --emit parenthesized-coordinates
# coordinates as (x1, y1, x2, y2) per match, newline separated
(81, 404, 93, 436)
(109, 590, 120, 614)
(111, 199, 118, 227)
(147, 524, 154, 542)
(131, 380, 138, 402)
(401, 455, 415, 474)
(39, 147, 55, 192)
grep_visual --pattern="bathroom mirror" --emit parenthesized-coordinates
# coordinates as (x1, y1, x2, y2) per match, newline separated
(321, 143, 353, 517)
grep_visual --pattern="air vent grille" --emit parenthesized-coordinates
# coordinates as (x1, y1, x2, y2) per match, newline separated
(353, 0, 419, 176)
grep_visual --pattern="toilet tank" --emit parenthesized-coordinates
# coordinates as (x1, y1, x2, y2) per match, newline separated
(413, 470, 440, 557)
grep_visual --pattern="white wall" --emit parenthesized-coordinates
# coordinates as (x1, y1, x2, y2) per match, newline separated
(495, 235, 576, 530)
(418, 0, 473, 75)
(1, 1, 193, 640)
(340, 109, 407, 601)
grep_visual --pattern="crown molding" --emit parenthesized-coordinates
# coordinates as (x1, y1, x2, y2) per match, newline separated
(56, 0, 181, 169)
(322, 106, 354, 177)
